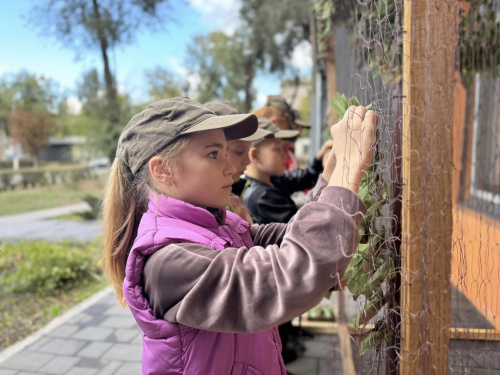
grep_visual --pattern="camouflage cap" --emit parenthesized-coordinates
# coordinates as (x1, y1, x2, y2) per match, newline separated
(265, 95, 296, 129)
(292, 109, 311, 128)
(251, 118, 300, 147)
(204, 101, 240, 116)
(205, 100, 273, 142)
(116, 97, 258, 175)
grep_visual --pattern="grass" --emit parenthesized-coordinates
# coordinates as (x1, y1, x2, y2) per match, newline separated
(0, 176, 107, 216)
(0, 277, 109, 351)
(0, 238, 110, 351)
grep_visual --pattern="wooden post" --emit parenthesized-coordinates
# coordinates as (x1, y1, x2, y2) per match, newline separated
(326, 33, 337, 126)
(401, 1, 457, 374)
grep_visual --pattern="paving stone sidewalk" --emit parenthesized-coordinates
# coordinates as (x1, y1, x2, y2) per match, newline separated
(0, 203, 102, 242)
(0, 287, 346, 375)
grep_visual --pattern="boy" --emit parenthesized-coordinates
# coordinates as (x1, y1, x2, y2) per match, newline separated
(255, 95, 300, 171)
(242, 118, 332, 224)
(242, 117, 333, 363)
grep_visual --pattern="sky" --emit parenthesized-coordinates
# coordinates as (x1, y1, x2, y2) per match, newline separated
(0, 0, 312, 114)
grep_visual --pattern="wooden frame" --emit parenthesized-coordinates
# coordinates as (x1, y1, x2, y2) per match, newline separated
(401, 1, 457, 374)
(293, 316, 500, 341)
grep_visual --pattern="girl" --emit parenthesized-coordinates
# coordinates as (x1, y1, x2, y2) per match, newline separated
(102, 97, 376, 375)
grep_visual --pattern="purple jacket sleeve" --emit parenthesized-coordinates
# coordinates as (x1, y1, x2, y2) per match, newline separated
(143, 186, 365, 334)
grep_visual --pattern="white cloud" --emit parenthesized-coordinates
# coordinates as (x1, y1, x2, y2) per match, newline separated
(290, 41, 312, 70)
(66, 97, 82, 115)
(187, 0, 242, 34)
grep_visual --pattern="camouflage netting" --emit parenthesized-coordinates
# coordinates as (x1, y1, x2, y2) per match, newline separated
(311, 0, 500, 373)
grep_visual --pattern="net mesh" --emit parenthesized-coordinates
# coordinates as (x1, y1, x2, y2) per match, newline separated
(309, 0, 500, 373)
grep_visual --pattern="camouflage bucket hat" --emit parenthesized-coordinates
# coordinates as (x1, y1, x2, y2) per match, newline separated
(116, 97, 258, 175)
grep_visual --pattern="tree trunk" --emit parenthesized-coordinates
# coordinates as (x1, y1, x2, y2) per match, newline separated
(91, 0, 119, 124)
(288, 75, 300, 108)
(244, 59, 255, 113)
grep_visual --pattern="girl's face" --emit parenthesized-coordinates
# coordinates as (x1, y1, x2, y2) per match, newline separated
(255, 138, 286, 177)
(227, 139, 251, 183)
(168, 129, 237, 209)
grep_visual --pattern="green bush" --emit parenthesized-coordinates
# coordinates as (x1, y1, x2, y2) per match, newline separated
(78, 195, 102, 220)
(0, 239, 103, 296)
(0, 165, 91, 190)
(0, 160, 33, 169)
(0, 173, 14, 191)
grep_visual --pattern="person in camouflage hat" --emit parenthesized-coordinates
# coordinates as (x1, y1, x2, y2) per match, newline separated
(253, 95, 303, 171)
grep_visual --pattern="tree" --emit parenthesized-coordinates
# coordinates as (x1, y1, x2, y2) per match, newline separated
(145, 67, 182, 101)
(0, 81, 12, 134)
(0, 71, 62, 166)
(29, 0, 173, 157)
(239, 0, 311, 73)
(8, 110, 54, 167)
(77, 69, 106, 118)
(7, 71, 58, 113)
(75, 69, 135, 157)
(190, 0, 313, 111)
(187, 31, 255, 111)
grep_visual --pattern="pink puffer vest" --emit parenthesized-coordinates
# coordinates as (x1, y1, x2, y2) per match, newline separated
(123, 194, 287, 375)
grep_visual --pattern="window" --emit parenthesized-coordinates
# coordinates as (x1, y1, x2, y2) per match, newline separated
(469, 73, 500, 218)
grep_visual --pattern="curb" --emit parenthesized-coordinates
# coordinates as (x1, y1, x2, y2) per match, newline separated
(0, 202, 91, 224)
(0, 285, 114, 364)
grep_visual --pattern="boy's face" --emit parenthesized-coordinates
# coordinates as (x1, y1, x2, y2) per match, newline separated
(253, 138, 286, 177)
(167, 129, 237, 209)
(271, 116, 298, 153)
(227, 139, 251, 183)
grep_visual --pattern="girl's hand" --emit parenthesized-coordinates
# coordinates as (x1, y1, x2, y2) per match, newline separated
(329, 106, 378, 192)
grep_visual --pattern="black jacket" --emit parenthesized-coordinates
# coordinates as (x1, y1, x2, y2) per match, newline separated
(241, 158, 323, 224)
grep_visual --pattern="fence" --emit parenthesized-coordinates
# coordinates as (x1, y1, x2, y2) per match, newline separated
(311, 0, 500, 373)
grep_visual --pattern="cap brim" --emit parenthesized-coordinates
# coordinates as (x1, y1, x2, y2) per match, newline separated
(295, 120, 311, 128)
(181, 114, 258, 140)
(239, 128, 274, 142)
(275, 129, 300, 139)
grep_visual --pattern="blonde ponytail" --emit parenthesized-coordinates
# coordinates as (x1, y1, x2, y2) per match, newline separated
(102, 159, 144, 306)
(102, 135, 192, 306)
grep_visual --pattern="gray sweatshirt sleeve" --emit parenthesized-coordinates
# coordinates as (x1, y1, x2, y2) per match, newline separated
(307, 174, 328, 202)
(143, 186, 365, 334)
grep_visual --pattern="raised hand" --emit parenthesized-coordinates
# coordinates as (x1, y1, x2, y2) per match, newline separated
(329, 106, 378, 192)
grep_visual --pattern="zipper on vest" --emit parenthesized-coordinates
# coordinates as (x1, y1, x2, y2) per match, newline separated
(224, 224, 244, 248)
(209, 208, 245, 248)
(271, 327, 287, 374)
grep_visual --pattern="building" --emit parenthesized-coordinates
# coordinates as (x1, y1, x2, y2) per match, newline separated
(38, 136, 88, 163)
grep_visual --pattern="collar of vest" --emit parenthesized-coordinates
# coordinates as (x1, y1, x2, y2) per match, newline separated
(148, 193, 226, 229)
